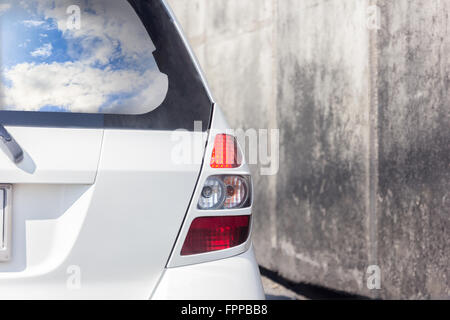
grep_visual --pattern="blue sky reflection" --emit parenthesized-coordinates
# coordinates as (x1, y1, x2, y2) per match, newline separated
(0, 0, 168, 114)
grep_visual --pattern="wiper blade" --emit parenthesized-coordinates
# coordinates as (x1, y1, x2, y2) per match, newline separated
(0, 124, 24, 164)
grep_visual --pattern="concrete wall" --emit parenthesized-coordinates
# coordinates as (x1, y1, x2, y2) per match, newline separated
(167, 0, 450, 299)
(376, 0, 450, 299)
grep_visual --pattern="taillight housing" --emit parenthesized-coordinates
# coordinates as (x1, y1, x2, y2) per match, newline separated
(179, 133, 252, 257)
(181, 216, 251, 255)
(210, 134, 241, 168)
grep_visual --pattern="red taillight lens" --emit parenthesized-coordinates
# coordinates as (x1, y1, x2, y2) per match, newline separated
(181, 216, 250, 255)
(210, 134, 241, 168)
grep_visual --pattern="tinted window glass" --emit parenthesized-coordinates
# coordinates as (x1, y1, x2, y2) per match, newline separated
(0, 0, 168, 115)
(0, 0, 213, 132)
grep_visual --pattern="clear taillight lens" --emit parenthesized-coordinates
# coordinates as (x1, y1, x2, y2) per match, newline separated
(197, 177, 226, 210)
(210, 134, 241, 168)
(223, 176, 249, 209)
(181, 216, 251, 255)
(198, 175, 251, 210)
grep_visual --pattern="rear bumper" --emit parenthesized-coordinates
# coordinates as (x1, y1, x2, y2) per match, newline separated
(151, 246, 265, 300)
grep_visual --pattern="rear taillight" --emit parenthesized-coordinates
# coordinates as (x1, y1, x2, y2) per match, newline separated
(210, 134, 241, 168)
(179, 134, 252, 257)
(181, 216, 251, 255)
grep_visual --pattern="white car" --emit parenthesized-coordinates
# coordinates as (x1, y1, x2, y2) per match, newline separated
(0, 0, 265, 299)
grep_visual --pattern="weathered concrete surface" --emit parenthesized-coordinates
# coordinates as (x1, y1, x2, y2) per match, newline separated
(273, 0, 371, 295)
(376, 0, 450, 299)
(167, 0, 450, 299)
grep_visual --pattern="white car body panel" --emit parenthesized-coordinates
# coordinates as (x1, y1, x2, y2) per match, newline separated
(153, 246, 265, 300)
(0, 130, 206, 299)
(0, 127, 103, 184)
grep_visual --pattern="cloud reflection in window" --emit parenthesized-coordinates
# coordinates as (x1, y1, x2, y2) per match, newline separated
(0, 0, 168, 115)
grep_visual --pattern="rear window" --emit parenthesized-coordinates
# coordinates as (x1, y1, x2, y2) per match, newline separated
(0, 0, 212, 131)
(0, 0, 168, 115)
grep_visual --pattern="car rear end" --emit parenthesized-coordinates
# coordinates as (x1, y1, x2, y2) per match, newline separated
(0, 0, 264, 299)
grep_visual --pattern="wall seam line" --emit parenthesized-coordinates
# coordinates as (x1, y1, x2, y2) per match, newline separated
(368, 0, 380, 299)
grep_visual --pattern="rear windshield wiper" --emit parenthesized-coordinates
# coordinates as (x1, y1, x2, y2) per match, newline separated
(0, 124, 24, 164)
